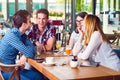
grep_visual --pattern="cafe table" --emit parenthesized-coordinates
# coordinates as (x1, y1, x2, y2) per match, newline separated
(27, 53, 120, 80)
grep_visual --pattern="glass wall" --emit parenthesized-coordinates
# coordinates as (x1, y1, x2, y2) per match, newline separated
(98, 0, 120, 33)
(32, 0, 45, 23)
(18, 0, 26, 10)
(0, 2, 1, 11)
(0, 0, 120, 34)
(76, 0, 92, 13)
(48, 0, 65, 20)
(9, 0, 26, 17)
(9, 0, 15, 17)
(32, 0, 44, 11)
(76, 0, 120, 33)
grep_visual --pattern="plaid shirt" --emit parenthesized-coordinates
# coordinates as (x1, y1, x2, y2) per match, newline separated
(27, 23, 56, 45)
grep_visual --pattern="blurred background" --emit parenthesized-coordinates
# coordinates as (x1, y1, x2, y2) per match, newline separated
(0, 0, 120, 46)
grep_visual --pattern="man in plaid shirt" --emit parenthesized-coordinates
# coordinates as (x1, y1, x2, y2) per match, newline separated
(27, 9, 56, 52)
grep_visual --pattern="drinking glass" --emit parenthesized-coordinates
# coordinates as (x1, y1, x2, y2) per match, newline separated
(56, 40, 62, 50)
(65, 45, 71, 56)
(36, 47, 42, 56)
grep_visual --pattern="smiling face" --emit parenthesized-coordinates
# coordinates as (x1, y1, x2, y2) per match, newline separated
(36, 13, 48, 29)
(76, 16, 84, 30)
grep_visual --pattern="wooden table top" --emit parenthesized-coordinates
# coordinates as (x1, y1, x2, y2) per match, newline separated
(27, 53, 120, 80)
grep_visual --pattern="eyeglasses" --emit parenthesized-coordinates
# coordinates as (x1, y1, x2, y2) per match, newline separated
(76, 20, 83, 23)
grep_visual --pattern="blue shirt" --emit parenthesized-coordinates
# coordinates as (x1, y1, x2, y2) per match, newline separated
(0, 28, 35, 64)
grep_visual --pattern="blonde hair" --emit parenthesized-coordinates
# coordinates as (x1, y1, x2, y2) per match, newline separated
(84, 15, 109, 46)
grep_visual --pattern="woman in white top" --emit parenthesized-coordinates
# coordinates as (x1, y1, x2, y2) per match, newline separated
(73, 15, 120, 71)
(69, 12, 88, 49)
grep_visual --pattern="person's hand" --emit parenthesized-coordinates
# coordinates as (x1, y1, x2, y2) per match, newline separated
(35, 41, 46, 52)
(77, 27, 82, 33)
(19, 55, 27, 64)
(77, 27, 84, 37)
(77, 27, 84, 43)
(16, 55, 26, 65)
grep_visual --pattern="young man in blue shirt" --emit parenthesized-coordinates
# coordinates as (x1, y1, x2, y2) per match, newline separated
(0, 10, 47, 80)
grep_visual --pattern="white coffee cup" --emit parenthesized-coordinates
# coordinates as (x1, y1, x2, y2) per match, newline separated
(70, 60, 78, 68)
(46, 57, 54, 64)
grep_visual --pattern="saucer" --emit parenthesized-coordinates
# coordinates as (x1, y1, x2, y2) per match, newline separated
(42, 61, 56, 66)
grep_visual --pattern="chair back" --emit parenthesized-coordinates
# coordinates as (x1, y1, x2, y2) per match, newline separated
(0, 63, 24, 80)
(105, 34, 119, 45)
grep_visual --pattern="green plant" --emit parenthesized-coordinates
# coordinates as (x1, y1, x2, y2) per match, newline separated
(88, 1, 92, 12)
(76, 0, 87, 12)
(49, 10, 63, 17)
(100, 0, 103, 11)
(0, 12, 3, 18)
(57, 11, 63, 17)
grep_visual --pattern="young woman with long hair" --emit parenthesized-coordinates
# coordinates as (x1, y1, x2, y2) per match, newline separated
(73, 15, 120, 71)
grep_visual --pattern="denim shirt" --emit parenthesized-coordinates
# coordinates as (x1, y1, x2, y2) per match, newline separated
(0, 28, 35, 64)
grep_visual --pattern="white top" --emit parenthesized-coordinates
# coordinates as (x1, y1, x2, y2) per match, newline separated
(69, 31, 80, 49)
(73, 31, 120, 71)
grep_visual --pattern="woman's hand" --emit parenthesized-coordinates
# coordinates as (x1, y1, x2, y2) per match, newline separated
(77, 27, 84, 42)
(77, 27, 84, 35)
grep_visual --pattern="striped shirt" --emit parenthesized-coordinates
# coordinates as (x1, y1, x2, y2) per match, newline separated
(0, 28, 35, 64)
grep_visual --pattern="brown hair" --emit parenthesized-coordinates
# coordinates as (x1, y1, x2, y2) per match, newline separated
(75, 12, 88, 33)
(12, 10, 30, 29)
(36, 8, 49, 19)
(84, 15, 109, 46)
(76, 12, 88, 19)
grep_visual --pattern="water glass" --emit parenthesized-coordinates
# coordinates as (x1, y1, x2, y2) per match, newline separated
(36, 47, 41, 56)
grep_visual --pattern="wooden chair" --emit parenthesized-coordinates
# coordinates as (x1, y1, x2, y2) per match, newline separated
(113, 30, 120, 45)
(0, 63, 24, 80)
(105, 30, 120, 49)
(105, 33, 119, 45)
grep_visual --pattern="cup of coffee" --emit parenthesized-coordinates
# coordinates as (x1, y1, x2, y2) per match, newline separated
(46, 57, 54, 64)
(70, 59, 78, 68)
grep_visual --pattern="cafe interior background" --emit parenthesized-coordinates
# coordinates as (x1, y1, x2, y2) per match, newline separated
(0, 0, 120, 47)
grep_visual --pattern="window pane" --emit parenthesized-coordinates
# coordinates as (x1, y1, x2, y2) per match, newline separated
(0, 1, 1, 11)
(48, 0, 65, 19)
(18, 0, 26, 10)
(9, 0, 15, 16)
(32, 0, 45, 11)
(32, 0, 45, 23)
